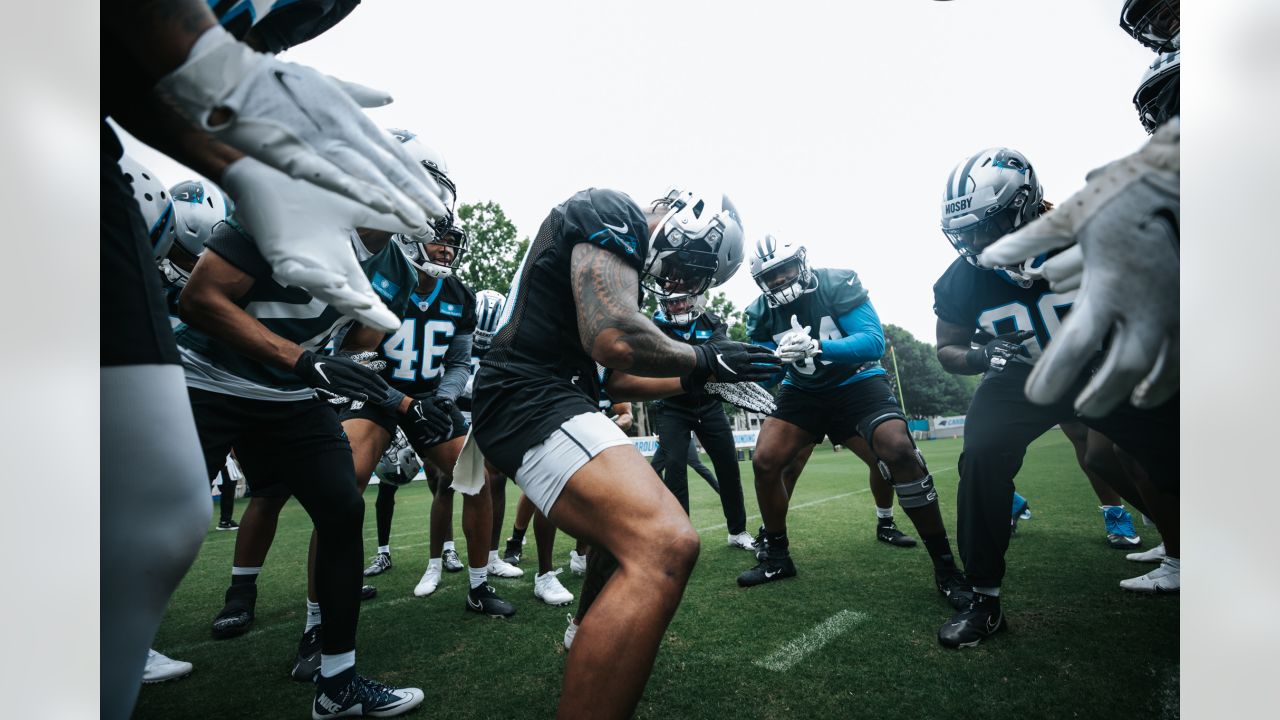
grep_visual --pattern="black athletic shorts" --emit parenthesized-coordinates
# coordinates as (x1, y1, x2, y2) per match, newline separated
(102, 121, 180, 367)
(339, 400, 468, 457)
(772, 374, 904, 445)
(188, 388, 353, 498)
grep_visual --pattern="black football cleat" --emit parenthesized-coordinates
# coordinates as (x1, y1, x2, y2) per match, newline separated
(737, 549, 797, 587)
(290, 625, 323, 682)
(938, 593, 1007, 648)
(935, 570, 973, 610)
(361, 584, 377, 601)
(875, 519, 918, 548)
(465, 584, 516, 618)
(211, 583, 257, 640)
(503, 537, 523, 565)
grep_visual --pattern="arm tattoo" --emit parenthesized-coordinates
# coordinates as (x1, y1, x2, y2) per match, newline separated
(570, 244, 696, 377)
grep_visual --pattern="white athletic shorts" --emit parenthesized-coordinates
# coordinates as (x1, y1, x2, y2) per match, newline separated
(515, 411, 631, 515)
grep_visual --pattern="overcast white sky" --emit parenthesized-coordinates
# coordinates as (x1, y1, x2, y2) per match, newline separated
(119, 0, 1155, 341)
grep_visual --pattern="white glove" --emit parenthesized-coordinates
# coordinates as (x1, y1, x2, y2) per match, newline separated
(775, 314, 820, 363)
(222, 156, 410, 332)
(705, 382, 777, 415)
(979, 120, 1179, 416)
(156, 25, 447, 232)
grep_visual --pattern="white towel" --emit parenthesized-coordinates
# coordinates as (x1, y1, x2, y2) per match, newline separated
(450, 427, 486, 495)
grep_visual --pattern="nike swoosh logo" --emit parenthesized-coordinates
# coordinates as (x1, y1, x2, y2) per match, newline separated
(273, 71, 323, 132)
(602, 221, 629, 234)
(764, 569, 780, 578)
(715, 353, 735, 375)
(847, 277, 856, 285)
(314, 362, 330, 384)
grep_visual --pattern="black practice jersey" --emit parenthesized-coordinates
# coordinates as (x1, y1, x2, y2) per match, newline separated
(932, 257, 1078, 366)
(653, 312, 726, 409)
(472, 188, 649, 476)
(377, 274, 476, 397)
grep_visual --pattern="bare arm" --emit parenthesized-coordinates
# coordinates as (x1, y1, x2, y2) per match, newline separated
(178, 250, 306, 370)
(604, 372, 686, 402)
(610, 402, 634, 432)
(340, 323, 386, 354)
(107, 1, 217, 79)
(936, 318, 981, 375)
(570, 243, 696, 376)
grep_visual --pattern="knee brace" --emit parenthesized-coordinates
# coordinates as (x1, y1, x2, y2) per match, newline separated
(893, 474, 939, 509)
(874, 439, 928, 483)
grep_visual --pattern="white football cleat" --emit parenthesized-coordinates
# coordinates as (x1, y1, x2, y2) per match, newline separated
(563, 613, 578, 650)
(534, 569, 574, 606)
(569, 550, 587, 575)
(142, 649, 193, 684)
(1126, 542, 1167, 563)
(487, 557, 525, 578)
(727, 531, 756, 551)
(1119, 559, 1180, 593)
(414, 565, 442, 597)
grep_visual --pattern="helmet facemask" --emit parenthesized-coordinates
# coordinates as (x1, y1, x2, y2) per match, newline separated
(1119, 0, 1180, 52)
(659, 293, 706, 326)
(399, 224, 469, 278)
(753, 248, 814, 308)
(642, 189, 737, 298)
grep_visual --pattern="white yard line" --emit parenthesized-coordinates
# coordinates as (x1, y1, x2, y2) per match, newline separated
(752, 609, 868, 672)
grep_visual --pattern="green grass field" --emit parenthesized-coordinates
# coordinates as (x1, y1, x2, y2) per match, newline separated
(137, 433, 1178, 720)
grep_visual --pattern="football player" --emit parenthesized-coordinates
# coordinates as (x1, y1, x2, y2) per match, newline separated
(651, 435, 722, 495)
(738, 235, 968, 605)
(102, 3, 448, 714)
(361, 428, 423, 578)
(979, 0, 1179, 416)
(472, 187, 777, 717)
(176, 212, 437, 712)
(335, 134, 519, 621)
(932, 146, 1180, 648)
(650, 293, 754, 550)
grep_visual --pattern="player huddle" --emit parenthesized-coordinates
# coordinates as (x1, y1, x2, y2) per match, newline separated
(103, 1, 1179, 718)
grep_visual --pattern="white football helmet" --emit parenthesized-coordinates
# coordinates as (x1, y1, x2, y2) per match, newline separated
(658, 293, 707, 326)
(374, 428, 423, 487)
(117, 154, 176, 260)
(940, 147, 1045, 287)
(1134, 49, 1179, 134)
(386, 127, 456, 235)
(643, 188, 744, 297)
(473, 289, 506, 350)
(749, 234, 814, 308)
(1119, 0, 1179, 52)
(160, 179, 232, 287)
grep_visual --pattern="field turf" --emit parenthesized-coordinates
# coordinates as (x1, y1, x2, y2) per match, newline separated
(137, 433, 1178, 719)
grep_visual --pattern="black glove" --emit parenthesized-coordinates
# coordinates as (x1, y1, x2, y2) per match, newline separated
(293, 349, 394, 406)
(402, 397, 453, 447)
(966, 330, 1035, 373)
(688, 339, 782, 386)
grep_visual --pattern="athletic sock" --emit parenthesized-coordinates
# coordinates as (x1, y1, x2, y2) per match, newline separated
(487, 550, 499, 565)
(319, 650, 355, 679)
(764, 530, 788, 552)
(875, 506, 894, 520)
(377, 545, 390, 555)
(511, 526, 527, 543)
(428, 557, 442, 571)
(973, 586, 1000, 598)
(468, 566, 487, 590)
(231, 566, 261, 586)
(305, 600, 322, 633)
(443, 540, 456, 552)
(1164, 556, 1180, 570)
(921, 533, 958, 571)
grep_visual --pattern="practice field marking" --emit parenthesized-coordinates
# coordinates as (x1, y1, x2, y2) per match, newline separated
(752, 609, 868, 672)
